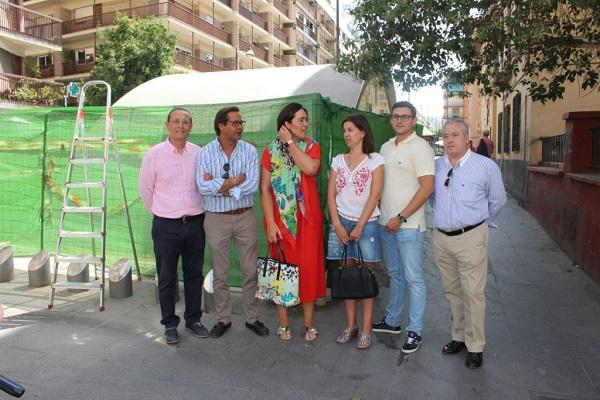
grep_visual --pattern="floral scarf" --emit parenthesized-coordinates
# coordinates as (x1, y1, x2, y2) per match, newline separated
(268, 137, 314, 237)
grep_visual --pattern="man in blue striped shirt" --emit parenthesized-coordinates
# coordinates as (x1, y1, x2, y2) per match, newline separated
(196, 106, 269, 339)
(431, 119, 506, 369)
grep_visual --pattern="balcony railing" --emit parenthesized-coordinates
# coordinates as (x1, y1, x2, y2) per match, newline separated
(273, 0, 289, 17)
(63, 61, 95, 75)
(0, 1, 62, 46)
(296, 18, 317, 41)
(273, 27, 288, 44)
(0, 72, 64, 105)
(174, 53, 228, 73)
(273, 55, 288, 67)
(239, 37, 269, 63)
(62, 2, 232, 44)
(296, 0, 316, 18)
(239, 4, 268, 31)
(296, 44, 316, 63)
(541, 134, 566, 165)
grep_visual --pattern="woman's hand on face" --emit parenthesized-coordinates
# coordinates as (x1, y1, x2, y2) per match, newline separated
(266, 222, 283, 243)
(349, 225, 364, 242)
(333, 223, 350, 245)
(278, 125, 293, 145)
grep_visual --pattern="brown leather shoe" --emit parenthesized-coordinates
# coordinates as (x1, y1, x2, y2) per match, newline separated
(465, 352, 483, 369)
(442, 340, 466, 354)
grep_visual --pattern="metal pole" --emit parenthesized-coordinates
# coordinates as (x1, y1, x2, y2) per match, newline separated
(335, 0, 339, 58)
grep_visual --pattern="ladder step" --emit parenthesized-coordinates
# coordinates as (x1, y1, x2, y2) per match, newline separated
(65, 182, 104, 189)
(70, 158, 105, 164)
(74, 136, 111, 142)
(52, 282, 103, 290)
(55, 256, 103, 264)
(58, 230, 103, 238)
(62, 206, 104, 213)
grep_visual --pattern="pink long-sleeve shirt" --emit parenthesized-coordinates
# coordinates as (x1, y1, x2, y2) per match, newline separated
(138, 139, 204, 218)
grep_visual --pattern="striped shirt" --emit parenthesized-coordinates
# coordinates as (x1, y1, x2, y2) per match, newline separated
(196, 138, 258, 212)
(432, 150, 507, 230)
(138, 139, 203, 218)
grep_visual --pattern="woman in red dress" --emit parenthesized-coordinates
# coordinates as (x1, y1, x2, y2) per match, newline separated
(259, 103, 326, 342)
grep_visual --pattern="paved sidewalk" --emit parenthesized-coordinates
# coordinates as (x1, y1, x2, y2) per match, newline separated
(1, 198, 599, 400)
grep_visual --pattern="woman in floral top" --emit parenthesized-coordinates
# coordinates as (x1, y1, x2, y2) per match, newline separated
(326, 114, 384, 350)
(260, 103, 326, 342)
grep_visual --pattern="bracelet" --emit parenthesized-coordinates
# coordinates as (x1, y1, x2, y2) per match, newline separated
(286, 139, 293, 146)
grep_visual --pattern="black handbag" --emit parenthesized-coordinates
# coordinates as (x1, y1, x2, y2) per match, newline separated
(331, 243, 379, 299)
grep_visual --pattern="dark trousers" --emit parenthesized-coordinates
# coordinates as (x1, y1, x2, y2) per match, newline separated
(152, 215, 205, 328)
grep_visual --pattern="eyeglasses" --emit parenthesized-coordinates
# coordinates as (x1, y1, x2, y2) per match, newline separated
(444, 168, 453, 187)
(222, 162, 230, 179)
(391, 114, 414, 122)
(225, 120, 246, 127)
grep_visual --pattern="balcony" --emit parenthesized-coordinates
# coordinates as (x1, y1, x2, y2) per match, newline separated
(63, 61, 95, 75)
(239, 37, 269, 63)
(0, 72, 64, 105)
(62, 2, 232, 45)
(273, 55, 288, 67)
(296, 18, 317, 41)
(239, 4, 268, 31)
(273, 0, 289, 17)
(296, 44, 316, 63)
(296, 0, 317, 18)
(273, 27, 289, 44)
(174, 52, 229, 73)
(216, 0, 232, 8)
(0, 1, 61, 56)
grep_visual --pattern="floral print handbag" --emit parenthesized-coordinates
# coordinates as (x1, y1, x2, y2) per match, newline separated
(255, 243, 300, 307)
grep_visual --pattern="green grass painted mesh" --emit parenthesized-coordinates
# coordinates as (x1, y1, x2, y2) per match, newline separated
(0, 93, 395, 285)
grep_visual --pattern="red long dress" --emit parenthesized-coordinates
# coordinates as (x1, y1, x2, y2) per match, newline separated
(261, 142, 326, 303)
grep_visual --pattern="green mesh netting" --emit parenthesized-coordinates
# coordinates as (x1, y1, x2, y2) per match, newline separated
(0, 93, 397, 285)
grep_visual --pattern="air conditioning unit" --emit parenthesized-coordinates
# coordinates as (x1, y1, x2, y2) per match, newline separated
(283, 49, 297, 55)
(282, 22, 295, 28)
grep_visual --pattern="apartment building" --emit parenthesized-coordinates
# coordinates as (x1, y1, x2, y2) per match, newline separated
(0, 0, 63, 103)
(20, 0, 338, 81)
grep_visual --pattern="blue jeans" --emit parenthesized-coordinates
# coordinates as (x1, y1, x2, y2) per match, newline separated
(378, 225, 426, 334)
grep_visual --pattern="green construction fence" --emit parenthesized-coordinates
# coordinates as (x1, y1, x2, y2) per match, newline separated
(0, 93, 400, 286)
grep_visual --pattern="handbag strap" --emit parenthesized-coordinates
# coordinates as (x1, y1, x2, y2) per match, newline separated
(263, 241, 287, 263)
(342, 241, 366, 265)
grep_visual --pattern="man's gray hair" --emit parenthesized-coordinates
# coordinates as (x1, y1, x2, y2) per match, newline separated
(443, 119, 469, 136)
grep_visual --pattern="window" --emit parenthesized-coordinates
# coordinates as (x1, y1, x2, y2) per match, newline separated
(512, 94, 521, 152)
(450, 107, 461, 118)
(76, 48, 94, 64)
(497, 112, 503, 153)
(38, 55, 53, 68)
(503, 105, 511, 153)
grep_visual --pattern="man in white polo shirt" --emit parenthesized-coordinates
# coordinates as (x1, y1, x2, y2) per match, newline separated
(372, 101, 435, 354)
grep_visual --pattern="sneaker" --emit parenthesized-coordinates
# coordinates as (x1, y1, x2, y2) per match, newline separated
(164, 327, 180, 344)
(185, 322, 209, 338)
(371, 318, 402, 334)
(401, 331, 422, 354)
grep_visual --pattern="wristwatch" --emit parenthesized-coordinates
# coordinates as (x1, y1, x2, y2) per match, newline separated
(397, 214, 408, 223)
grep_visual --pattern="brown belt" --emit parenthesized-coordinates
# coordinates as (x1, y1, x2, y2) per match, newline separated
(215, 207, 252, 215)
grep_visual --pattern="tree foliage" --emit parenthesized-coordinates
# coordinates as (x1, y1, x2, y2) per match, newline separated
(337, 0, 600, 102)
(88, 13, 176, 103)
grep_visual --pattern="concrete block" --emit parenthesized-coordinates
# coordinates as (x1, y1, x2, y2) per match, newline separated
(0, 246, 14, 282)
(28, 250, 50, 287)
(109, 258, 132, 299)
(67, 260, 89, 293)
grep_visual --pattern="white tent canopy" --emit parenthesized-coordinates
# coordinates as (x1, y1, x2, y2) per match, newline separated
(113, 64, 365, 108)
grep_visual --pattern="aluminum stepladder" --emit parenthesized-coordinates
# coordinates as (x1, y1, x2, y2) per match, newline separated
(48, 80, 140, 311)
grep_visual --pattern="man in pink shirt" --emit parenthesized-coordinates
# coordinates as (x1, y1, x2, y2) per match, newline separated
(138, 107, 207, 344)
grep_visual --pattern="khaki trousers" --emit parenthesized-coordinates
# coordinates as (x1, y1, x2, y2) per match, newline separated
(432, 223, 488, 353)
(204, 209, 259, 325)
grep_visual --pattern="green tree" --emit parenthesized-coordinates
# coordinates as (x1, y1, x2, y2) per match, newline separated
(337, 0, 600, 102)
(88, 13, 176, 103)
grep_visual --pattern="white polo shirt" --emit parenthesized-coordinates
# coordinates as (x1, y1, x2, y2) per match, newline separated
(378, 133, 435, 231)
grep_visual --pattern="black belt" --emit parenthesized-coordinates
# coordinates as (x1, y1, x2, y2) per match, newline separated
(437, 221, 484, 236)
(154, 213, 204, 222)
